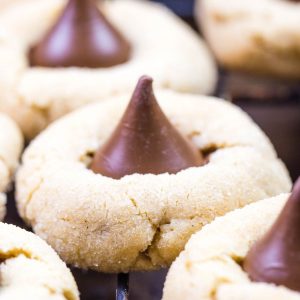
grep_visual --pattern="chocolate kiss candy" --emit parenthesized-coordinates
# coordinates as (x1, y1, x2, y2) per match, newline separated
(30, 0, 131, 68)
(244, 178, 300, 292)
(90, 76, 204, 179)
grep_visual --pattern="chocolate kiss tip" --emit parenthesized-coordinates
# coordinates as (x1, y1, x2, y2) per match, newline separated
(138, 75, 153, 85)
(243, 177, 300, 292)
(29, 0, 131, 68)
(90, 76, 204, 179)
(131, 75, 154, 104)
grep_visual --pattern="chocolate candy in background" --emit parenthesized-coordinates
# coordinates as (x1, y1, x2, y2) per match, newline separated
(90, 75, 204, 179)
(30, 0, 131, 68)
(244, 178, 300, 292)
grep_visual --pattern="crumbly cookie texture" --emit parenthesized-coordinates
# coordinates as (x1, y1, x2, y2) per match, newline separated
(0, 0, 217, 139)
(163, 194, 300, 300)
(197, 0, 300, 79)
(16, 91, 291, 273)
(0, 222, 79, 300)
(0, 113, 23, 220)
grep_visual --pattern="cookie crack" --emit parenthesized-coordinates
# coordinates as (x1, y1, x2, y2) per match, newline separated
(128, 197, 161, 266)
(23, 177, 44, 221)
(133, 223, 163, 268)
(133, 213, 210, 269)
(140, 223, 167, 265)
(21, 152, 49, 213)
(129, 198, 156, 229)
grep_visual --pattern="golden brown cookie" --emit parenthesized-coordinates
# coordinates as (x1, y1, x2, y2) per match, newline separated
(197, 0, 300, 79)
(16, 90, 291, 273)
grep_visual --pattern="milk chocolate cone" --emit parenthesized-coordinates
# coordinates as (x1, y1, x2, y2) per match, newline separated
(30, 0, 131, 68)
(244, 178, 300, 292)
(90, 76, 204, 179)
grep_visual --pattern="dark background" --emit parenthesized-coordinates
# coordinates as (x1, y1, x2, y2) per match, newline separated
(5, 1, 300, 299)
(152, 0, 195, 17)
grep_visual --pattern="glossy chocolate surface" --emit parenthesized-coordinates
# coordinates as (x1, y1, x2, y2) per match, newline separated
(90, 76, 204, 179)
(244, 178, 300, 292)
(30, 0, 131, 68)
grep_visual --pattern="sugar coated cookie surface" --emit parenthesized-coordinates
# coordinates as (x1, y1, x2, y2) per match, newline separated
(0, 0, 217, 138)
(197, 0, 300, 79)
(163, 193, 300, 300)
(16, 91, 291, 273)
(0, 113, 23, 220)
(0, 222, 79, 300)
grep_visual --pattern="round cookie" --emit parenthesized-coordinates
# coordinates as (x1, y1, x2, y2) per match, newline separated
(197, 0, 300, 79)
(0, 222, 79, 300)
(0, 0, 217, 139)
(163, 192, 300, 300)
(16, 90, 291, 273)
(0, 113, 23, 220)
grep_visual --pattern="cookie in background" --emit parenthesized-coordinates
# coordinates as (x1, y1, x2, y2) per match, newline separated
(0, 0, 217, 139)
(196, 0, 300, 181)
(198, 0, 300, 80)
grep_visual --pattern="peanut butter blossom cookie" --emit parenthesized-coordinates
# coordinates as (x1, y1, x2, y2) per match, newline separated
(0, 0, 217, 139)
(197, 0, 300, 79)
(0, 113, 23, 220)
(0, 223, 79, 300)
(163, 179, 300, 300)
(16, 76, 291, 273)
